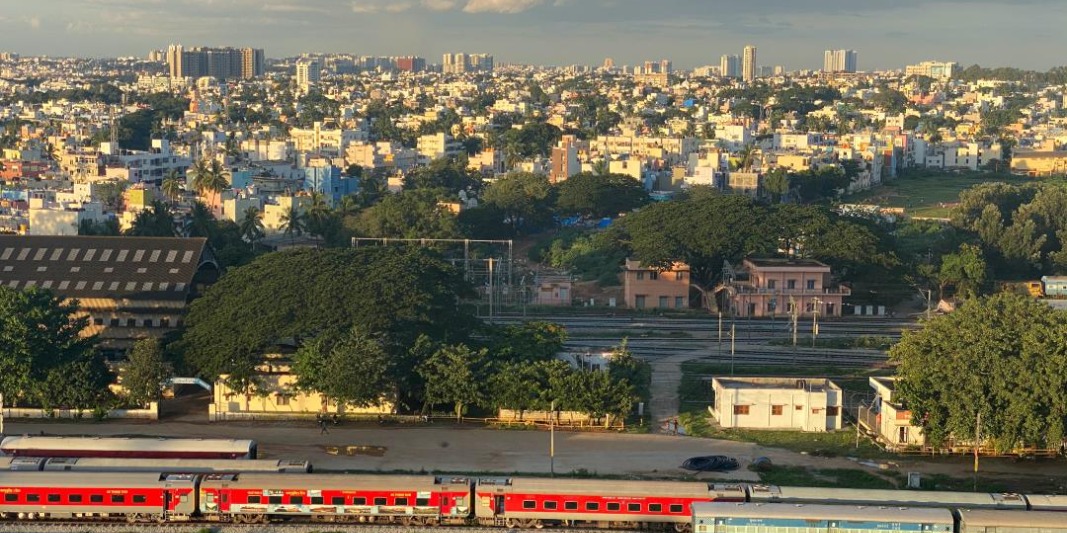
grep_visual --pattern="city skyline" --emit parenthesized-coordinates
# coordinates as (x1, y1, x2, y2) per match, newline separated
(1, 0, 1066, 70)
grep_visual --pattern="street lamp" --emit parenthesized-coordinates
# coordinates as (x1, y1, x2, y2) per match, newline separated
(549, 400, 556, 477)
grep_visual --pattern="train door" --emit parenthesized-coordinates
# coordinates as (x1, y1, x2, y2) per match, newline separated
(163, 491, 172, 520)
(494, 496, 505, 516)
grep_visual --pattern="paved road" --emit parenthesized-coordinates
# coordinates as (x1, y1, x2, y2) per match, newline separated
(646, 353, 692, 434)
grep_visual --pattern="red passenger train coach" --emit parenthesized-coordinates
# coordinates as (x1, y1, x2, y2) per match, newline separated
(474, 478, 746, 530)
(0, 471, 198, 522)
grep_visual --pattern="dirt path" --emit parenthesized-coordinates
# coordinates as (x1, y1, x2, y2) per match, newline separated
(648, 354, 693, 434)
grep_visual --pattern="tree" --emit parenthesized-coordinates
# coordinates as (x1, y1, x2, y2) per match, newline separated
(488, 321, 568, 363)
(403, 157, 481, 193)
(123, 338, 170, 407)
(190, 158, 229, 208)
(184, 201, 216, 239)
(480, 171, 556, 234)
(280, 205, 306, 243)
(180, 247, 477, 388)
(556, 172, 651, 218)
(607, 340, 651, 404)
(239, 206, 265, 250)
(487, 362, 546, 420)
(355, 188, 461, 239)
(126, 200, 176, 237)
(763, 167, 791, 203)
(892, 293, 1067, 451)
(161, 170, 183, 204)
(938, 243, 988, 300)
(419, 343, 487, 420)
(294, 326, 392, 409)
(0, 287, 103, 408)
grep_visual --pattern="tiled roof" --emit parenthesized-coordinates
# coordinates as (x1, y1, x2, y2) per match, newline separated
(0, 235, 210, 303)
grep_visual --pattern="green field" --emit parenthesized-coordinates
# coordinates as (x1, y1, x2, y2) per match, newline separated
(842, 170, 1037, 218)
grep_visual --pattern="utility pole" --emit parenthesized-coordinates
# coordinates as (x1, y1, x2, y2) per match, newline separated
(974, 410, 981, 474)
(487, 258, 494, 324)
(790, 297, 798, 349)
(549, 400, 556, 477)
(811, 298, 821, 348)
(717, 312, 723, 355)
(730, 324, 736, 376)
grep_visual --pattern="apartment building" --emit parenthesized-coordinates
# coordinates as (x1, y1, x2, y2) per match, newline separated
(731, 258, 850, 318)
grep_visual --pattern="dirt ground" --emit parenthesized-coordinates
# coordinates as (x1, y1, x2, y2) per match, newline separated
(5, 418, 1066, 491)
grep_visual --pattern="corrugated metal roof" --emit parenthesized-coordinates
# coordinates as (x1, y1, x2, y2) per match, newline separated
(0, 470, 188, 489)
(0, 436, 253, 455)
(202, 473, 441, 491)
(749, 485, 1027, 509)
(0, 235, 209, 302)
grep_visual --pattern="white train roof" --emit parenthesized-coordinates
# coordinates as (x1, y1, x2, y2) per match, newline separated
(748, 485, 1027, 508)
(958, 509, 1067, 528)
(1, 436, 254, 453)
(693, 502, 955, 524)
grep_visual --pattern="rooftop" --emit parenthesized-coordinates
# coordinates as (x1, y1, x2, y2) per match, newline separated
(713, 377, 840, 393)
(745, 258, 829, 269)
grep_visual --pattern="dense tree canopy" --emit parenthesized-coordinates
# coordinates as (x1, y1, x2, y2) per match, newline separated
(556, 172, 651, 218)
(892, 293, 1067, 451)
(480, 171, 556, 234)
(293, 326, 392, 408)
(179, 247, 477, 385)
(0, 287, 111, 409)
(354, 188, 462, 239)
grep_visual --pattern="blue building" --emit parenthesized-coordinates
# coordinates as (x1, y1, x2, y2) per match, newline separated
(303, 165, 359, 206)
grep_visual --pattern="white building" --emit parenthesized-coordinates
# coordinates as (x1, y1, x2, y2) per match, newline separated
(711, 377, 843, 432)
(416, 133, 463, 164)
(27, 198, 109, 236)
(290, 121, 368, 159)
(295, 59, 321, 92)
(742, 45, 757, 82)
(859, 377, 926, 449)
(823, 49, 858, 73)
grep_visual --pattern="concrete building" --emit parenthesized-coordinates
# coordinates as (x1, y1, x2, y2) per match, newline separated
(290, 121, 368, 159)
(711, 377, 843, 432)
(296, 59, 321, 92)
(1010, 150, 1067, 176)
(720, 55, 741, 79)
(211, 355, 394, 421)
(303, 162, 359, 206)
(859, 377, 926, 449)
(0, 235, 218, 355)
(550, 135, 581, 183)
(166, 45, 263, 79)
(742, 45, 757, 83)
(416, 133, 463, 163)
(623, 259, 689, 310)
(904, 60, 959, 80)
(823, 49, 858, 73)
(533, 274, 573, 307)
(27, 198, 109, 236)
(731, 258, 850, 318)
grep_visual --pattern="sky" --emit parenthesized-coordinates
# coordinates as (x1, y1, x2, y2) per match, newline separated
(1, 0, 1065, 70)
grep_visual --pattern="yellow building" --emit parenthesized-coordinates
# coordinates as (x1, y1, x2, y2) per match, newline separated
(210, 356, 395, 421)
(1010, 151, 1067, 177)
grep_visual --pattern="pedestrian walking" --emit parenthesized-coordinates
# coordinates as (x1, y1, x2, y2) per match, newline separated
(319, 418, 329, 435)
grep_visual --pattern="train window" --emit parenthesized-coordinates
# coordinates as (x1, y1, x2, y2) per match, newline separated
(585, 502, 599, 511)
(627, 503, 641, 512)
(69, 495, 83, 503)
(247, 496, 261, 504)
(133, 495, 147, 504)
(649, 504, 662, 513)
(311, 496, 323, 505)
(544, 501, 558, 510)
(564, 501, 578, 510)
(395, 497, 409, 506)
(416, 498, 430, 506)
(374, 497, 387, 506)
(90, 495, 103, 503)
(268, 496, 282, 505)
(669, 504, 683, 513)
(331, 496, 345, 505)
(522, 500, 536, 510)
(27, 494, 39, 502)
(290, 496, 304, 505)
(111, 495, 125, 504)
(4, 494, 16, 502)
(354, 497, 367, 505)
(48, 494, 61, 503)
(606, 502, 620, 511)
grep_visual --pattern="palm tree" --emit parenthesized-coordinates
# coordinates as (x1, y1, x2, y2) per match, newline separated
(184, 201, 216, 238)
(738, 143, 758, 172)
(239, 206, 265, 250)
(191, 158, 230, 210)
(336, 195, 359, 218)
(188, 158, 211, 196)
(591, 160, 610, 176)
(161, 169, 183, 204)
(280, 205, 306, 244)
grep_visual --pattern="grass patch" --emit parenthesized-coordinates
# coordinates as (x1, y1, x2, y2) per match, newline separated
(756, 465, 898, 489)
(842, 169, 1041, 218)
(766, 336, 894, 351)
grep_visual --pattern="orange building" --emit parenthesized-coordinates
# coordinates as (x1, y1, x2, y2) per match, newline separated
(731, 258, 849, 318)
(623, 259, 690, 310)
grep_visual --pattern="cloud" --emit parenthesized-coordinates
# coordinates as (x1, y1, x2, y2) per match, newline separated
(463, 0, 543, 14)
(262, 3, 329, 13)
(27, 16, 41, 29)
(351, 0, 414, 13)
(422, 0, 457, 10)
